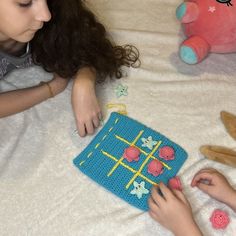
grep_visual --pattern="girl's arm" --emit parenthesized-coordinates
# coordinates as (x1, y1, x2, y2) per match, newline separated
(0, 74, 69, 117)
(148, 183, 203, 236)
(191, 168, 236, 212)
(71, 67, 102, 137)
(222, 189, 236, 212)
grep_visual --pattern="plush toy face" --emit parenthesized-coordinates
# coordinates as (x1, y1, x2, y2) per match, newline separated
(176, 0, 236, 63)
(185, 0, 236, 52)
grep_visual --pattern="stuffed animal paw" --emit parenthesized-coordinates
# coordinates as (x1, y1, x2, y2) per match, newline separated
(200, 111, 236, 167)
(176, 0, 236, 64)
(221, 110, 236, 140)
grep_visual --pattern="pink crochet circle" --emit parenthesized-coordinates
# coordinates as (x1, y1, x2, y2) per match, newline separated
(210, 209, 230, 229)
(168, 176, 182, 191)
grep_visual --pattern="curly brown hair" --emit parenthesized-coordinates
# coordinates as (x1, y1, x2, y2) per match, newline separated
(31, 0, 140, 82)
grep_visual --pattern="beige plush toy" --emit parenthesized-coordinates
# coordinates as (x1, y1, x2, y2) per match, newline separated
(200, 111, 236, 168)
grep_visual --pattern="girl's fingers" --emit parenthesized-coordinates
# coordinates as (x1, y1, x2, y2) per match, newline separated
(195, 182, 212, 194)
(85, 121, 94, 135)
(98, 112, 103, 121)
(77, 122, 86, 137)
(149, 210, 160, 222)
(191, 172, 214, 187)
(92, 116, 100, 128)
(148, 196, 160, 212)
(150, 186, 166, 206)
(158, 182, 173, 200)
(192, 168, 216, 179)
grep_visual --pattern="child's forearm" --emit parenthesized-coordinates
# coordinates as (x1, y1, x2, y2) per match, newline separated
(174, 221, 203, 236)
(0, 83, 52, 118)
(74, 67, 96, 86)
(225, 189, 236, 212)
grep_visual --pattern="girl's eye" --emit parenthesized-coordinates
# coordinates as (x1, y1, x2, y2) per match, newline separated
(216, 0, 233, 6)
(18, 1, 32, 7)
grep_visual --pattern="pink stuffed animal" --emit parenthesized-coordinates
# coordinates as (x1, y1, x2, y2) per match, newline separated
(176, 0, 236, 64)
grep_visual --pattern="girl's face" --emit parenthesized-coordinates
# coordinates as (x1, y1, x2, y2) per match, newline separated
(0, 0, 51, 43)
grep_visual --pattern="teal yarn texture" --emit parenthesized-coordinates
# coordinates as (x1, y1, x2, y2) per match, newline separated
(73, 112, 188, 211)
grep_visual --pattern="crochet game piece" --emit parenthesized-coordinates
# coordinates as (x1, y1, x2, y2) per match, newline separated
(210, 209, 230, 229)
(73, 112, 188, 211)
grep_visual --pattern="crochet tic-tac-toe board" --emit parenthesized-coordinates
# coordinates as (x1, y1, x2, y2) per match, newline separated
(73, 112, 188, 211)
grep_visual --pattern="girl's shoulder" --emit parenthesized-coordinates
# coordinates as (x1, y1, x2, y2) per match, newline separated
(0, 43, 33, 79)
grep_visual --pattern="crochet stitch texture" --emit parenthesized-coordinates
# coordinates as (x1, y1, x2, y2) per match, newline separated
(210, 209, 230, 229)
(73, 112, 188, 211)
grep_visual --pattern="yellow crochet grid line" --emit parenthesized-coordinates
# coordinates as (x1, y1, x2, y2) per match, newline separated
(107, 130, 144, 177)
(102, 150, 158, 186)
(101, 130, 171, 189)
(79, 116, 171, 191)
(116, 135, 171, 170)
(126, 141, 162, 189)
(102, 142, 161, 188)
(79, 117, 119, 166)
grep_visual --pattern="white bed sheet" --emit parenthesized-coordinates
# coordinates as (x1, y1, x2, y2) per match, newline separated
(0, 0, 236, 235)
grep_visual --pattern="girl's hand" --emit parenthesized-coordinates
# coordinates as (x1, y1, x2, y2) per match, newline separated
(49, 74, 69, 96)
(148, 183, 202, 236)
(71, 68, 102, 137)
(191, 168, 236, 210)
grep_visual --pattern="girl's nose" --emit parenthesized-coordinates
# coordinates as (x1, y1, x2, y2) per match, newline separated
(35, 1, 51, 23)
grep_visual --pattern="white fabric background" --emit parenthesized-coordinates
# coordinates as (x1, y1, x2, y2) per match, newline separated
(0, 0, 236, 235)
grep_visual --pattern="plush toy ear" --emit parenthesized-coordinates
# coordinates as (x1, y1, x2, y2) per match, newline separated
(221, 111, 236, 140)
(200, 145, 236, 168)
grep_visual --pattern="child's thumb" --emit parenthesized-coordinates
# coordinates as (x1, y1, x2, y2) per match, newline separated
(196, 182, 211, 194)
(172, 189, 188, 203)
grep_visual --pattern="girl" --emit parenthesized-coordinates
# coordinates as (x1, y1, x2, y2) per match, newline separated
(0, 0, 139, 137)
(148, 168, 236, 236)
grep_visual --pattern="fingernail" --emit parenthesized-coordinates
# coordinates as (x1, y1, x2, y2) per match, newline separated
(200, 179, 210, 185)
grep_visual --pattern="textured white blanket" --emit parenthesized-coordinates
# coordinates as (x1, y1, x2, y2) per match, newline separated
(0, 0, 236, 235)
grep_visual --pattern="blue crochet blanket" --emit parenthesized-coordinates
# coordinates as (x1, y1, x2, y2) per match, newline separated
(73, 112, 188, 211)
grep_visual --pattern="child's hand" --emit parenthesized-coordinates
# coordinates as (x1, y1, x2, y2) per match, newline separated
(49, 74, 69, 96)
(191, 168, 236, 210)
(148, 183, 202, 236)
(72, 68, 102, 137)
